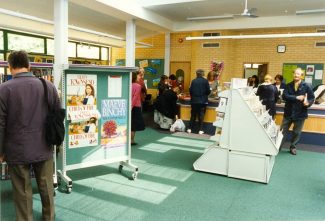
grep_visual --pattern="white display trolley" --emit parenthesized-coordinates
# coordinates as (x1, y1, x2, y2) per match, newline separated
(194, 78, 283, 183)
(57, 65, 138, 193)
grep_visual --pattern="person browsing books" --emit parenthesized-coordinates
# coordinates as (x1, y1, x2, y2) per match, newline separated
(0, 50, 60, 220)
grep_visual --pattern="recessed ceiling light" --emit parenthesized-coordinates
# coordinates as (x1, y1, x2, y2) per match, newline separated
(296, 9, 325, 15)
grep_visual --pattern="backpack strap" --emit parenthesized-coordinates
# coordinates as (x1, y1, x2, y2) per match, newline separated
(39, 78, 50, 111)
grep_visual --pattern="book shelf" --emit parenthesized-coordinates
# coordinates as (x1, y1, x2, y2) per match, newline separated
(0, 61, 53, 83)
(194, 78, 283, 183)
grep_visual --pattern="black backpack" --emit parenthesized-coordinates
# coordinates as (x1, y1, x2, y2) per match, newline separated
(39, 78, 66, 146)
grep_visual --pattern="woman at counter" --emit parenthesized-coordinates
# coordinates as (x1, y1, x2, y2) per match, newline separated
(207, 71, 218, 98)
(256, 74, 278, 118)
(157, 74, 169, 96)
(274, 74, 286, 90)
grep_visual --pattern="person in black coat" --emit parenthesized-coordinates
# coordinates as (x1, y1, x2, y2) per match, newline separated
(157, 74, 169, 97)
(281, 68, 315, 155)
(188, 69, 211, 134)
(256, 74, 278, 118)
(159, 87, 179, 119)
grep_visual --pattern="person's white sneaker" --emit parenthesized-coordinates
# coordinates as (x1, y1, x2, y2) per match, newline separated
(198, 130, 204, 135)
(187, 129, 191, 133)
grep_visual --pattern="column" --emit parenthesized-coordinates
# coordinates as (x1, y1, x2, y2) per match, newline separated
(53, 0, 69, 89)
(126, 19, 136, 67)
(164, 32, 170, 75)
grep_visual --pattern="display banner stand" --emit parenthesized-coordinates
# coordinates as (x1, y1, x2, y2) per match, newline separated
(57, 65, 138, 193)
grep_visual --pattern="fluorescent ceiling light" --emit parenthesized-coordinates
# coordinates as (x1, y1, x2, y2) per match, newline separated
(138, 0, 204, 7)
(296, 9, 325, 15)
(186, 32, 325, 40)
(187, 15, 234, 21)
(0, 8, 152, 47)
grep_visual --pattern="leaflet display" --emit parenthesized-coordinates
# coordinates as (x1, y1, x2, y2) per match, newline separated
(194, 78, 283, 183)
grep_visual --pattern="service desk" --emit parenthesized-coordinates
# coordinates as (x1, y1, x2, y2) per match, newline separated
(177, 98, 218, 123)
(275, 103, 325, 146)
(275, 103, 325, 134)
(178, 99, 325, 145)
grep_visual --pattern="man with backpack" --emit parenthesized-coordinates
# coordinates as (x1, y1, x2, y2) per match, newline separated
(0, 51, 60, 220)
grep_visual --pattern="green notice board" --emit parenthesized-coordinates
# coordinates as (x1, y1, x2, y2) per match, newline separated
(63, 67, 133, 167)
(282, 63, 323, 88)
(115, 59, 164, 89)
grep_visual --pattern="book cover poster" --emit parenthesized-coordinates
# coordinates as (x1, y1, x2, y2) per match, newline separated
(100, 99, 128, 148)
(66, 74, 98, 148)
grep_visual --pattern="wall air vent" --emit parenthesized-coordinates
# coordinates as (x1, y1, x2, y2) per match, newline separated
(203, 32, 221, 37)
(315, 41, 325, 47)
(202, 42, 220, 48)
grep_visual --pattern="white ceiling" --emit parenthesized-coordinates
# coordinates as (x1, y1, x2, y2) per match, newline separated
(141, 0, 325, 21)
(0, 0, 325, 47)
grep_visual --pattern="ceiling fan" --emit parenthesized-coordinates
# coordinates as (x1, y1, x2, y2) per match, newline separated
(187, 0, 258, 21)
(237, 0, 258, 18)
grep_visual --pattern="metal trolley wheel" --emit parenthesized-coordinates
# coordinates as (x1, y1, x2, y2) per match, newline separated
(118, 165, 123, 173)
(66, 186, 72, 194)
(131, 172, 138, 180)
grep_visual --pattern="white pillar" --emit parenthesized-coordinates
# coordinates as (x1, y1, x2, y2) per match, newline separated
(126, 19, 136, 67)
(54, 0, 69, 89)
(164, 32, 170, 75)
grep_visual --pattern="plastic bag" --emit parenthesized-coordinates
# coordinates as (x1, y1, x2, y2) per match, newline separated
(170, 119, 186, 132)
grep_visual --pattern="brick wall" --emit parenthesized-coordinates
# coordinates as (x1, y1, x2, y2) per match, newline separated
(111, 27, 325, 85)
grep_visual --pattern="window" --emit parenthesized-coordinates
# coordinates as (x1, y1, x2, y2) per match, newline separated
(252, 64, 261, 68)
(47, 39, 76, 57)
(101, 47, 108, 61)
(8, 33, 44, 53)
(0, 31, 3, 50)
(77, 44, 99, 59)
(203, 32, 221, 37)
(46, 39, 54, 55)
(315, 41, 325, 48)
(244, 64, 252, 68)
(202, 42, 220, 48)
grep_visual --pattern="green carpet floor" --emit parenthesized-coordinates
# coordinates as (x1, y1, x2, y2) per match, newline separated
(1, 128, 325, 221)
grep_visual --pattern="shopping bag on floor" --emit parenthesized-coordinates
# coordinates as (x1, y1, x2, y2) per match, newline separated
(170, 118, 185, 132)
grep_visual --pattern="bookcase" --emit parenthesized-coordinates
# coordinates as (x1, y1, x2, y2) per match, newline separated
(193, 78, 283, 183)
(0, 61, 53, 83)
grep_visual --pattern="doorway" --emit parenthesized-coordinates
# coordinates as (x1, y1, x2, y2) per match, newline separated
(170, 62, 191, 92)
(243, 63, 268, 84)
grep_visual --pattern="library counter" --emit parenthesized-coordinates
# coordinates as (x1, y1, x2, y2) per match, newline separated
(177, 97, 218, 123)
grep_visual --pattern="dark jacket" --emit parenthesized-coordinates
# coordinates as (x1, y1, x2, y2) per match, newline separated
(156, 89, 178, 119)
(0, 72, 61, 164)
(157, 82, 169, 96)
(189, 76, 210, 104)
(256, 83, 278, 117)
(283, 81, 315, 120)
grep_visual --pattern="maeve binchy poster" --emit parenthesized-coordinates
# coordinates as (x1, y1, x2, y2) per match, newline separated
(100, 99, 127, 149)
(66, 74, 100, 148)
